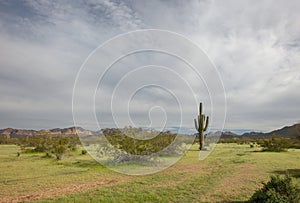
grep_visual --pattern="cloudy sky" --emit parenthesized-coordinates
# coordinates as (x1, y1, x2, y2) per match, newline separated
(0, 0, 299, 132)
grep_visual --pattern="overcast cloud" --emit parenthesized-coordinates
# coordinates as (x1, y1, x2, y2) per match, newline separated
(0, 0, 299, 132)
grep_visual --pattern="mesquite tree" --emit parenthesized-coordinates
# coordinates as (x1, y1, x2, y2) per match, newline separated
(194, 102, 209, 150)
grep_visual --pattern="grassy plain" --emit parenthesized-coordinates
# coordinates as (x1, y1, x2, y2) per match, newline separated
(0, 143, 299, 202)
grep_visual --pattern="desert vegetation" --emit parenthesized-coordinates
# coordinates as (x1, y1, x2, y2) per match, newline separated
(0, 139, 299, 202)
(218, 135, 300, 151)
(0, 128, 189, 162)
(0, 134, 80, 160)
(249, 174, 300, 203)
(0, 127, 299, 202)
(103, 128, 177, 155)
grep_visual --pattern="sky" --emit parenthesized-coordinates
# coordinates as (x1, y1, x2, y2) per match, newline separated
(0, 0, 299, 132)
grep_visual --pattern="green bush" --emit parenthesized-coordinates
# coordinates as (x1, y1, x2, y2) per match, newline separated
(16, 135, 80, 160)
(260, 135, 289, 152)
(248, 175, 300, 203)
(103, 128, 177, 155)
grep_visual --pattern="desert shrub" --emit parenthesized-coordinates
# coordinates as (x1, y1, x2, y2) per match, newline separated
(97, 144, 157, 165)
(0, 134, 19, 144)
(248, 175, 300, 203)
(286, 138, 300, 149)
(17, 135, 80, 160)
(97, 128, 191, 165)
(53, 137, 70, 160)
(260, 135, 289, 152)
(103, 129, 177, 155)
(218, 137, 253, 144)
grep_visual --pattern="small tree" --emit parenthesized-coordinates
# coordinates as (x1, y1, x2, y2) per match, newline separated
(0, 134, 11, 144)
(55, 145, 67, 160)
(194, 102, 209, 150)
(54, 137, 69, 160)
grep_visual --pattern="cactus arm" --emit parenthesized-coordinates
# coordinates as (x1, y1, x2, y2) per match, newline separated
(204, 116, 209, 131)
(199, 107, 203, 129)
(194, 118, 199, 131)
(199, 102, 202, 116)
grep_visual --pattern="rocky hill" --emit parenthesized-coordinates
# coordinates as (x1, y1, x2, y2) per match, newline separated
(219, 123, 300, 139)
(0, 127, 94, 138)
(267, 123, 300, 138)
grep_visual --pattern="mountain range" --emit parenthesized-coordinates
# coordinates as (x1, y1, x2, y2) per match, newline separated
(0, 123, 299, 139)
(220, 123, 300, 139)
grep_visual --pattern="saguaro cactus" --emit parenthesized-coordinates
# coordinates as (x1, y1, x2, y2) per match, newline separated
(194, 102, 209, 150)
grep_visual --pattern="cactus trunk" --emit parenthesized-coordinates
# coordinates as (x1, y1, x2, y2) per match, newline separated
(200, 131, 204, 150)
(194, 102, 209, 150)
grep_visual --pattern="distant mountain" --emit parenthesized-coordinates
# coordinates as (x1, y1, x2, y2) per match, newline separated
(266, 123, 300, 138)
(0, 128, 37, 137)
(0, 127, 94, 138)
(220, 123, 300, 139)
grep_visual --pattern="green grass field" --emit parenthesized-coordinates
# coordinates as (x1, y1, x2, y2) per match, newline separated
(0, 144, 299, 203)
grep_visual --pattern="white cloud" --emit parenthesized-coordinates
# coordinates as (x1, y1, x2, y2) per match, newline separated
(0, 0, 299, 131)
